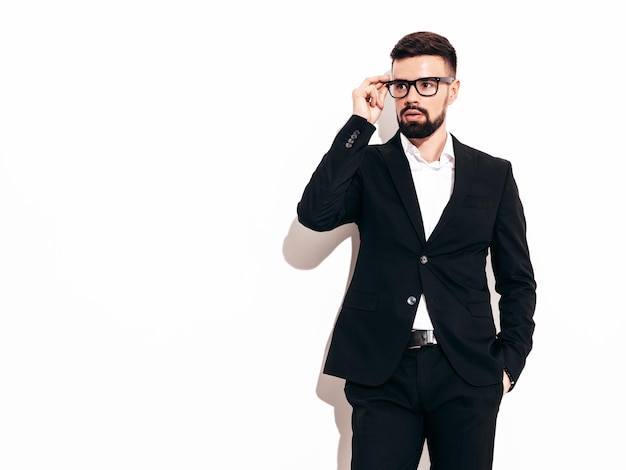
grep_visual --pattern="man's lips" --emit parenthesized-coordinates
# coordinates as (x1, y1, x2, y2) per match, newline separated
(403, 112, 425, 122)
(401, 107, 426, 120)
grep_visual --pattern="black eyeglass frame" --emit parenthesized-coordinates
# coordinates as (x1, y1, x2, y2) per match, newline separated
(384, 76, 455, 98)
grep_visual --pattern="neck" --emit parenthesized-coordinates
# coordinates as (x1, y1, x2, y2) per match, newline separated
(407, 125, 448, 163)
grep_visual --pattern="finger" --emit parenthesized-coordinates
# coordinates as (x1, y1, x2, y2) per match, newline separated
(377, 85, 389, 107)
(360, 75, 391, 88)
(358, 75, 390, 95)
(353, 86, 375, 106)
(365, 85, 381, 107)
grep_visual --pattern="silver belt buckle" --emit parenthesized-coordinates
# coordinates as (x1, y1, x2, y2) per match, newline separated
(424, 329, 436, 345)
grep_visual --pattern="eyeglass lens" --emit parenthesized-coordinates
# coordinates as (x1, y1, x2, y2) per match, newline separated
(388, 79, 440, 98)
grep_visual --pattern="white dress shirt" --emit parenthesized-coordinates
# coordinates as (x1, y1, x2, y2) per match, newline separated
(400, 133, 455, 331)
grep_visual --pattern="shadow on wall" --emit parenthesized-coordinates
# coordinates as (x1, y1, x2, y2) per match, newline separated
(282, 219, 359, 470)
(281, 91, 431, 470)
(282, 218, 431, 470)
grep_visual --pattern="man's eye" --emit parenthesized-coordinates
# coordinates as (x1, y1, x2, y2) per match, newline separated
(395, 82, 408, 90)
(419, 80, 436, 89)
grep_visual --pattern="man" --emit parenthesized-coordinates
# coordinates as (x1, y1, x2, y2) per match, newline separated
(297, 31, 536, 470)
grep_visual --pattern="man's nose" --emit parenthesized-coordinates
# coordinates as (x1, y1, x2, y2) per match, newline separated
(405, 84, 422, 101)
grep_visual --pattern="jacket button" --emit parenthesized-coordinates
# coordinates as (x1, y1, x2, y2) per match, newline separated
(420, 255, 428, 264)
(407, 296, 417, 306)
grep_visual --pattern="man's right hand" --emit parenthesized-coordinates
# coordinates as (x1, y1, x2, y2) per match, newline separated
(352, 75, 390, 124)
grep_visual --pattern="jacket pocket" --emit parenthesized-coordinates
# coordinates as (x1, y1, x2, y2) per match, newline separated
(343, 291, 378, 311)
(462, 196, 497, 209)
(466, 301, 493, 318)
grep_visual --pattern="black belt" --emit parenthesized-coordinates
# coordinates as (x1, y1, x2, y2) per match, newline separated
(407, 329, 437, 349)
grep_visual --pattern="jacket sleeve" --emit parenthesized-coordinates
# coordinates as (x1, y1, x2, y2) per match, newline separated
(491, 162, 537, 384)
(297, 115, 377, 232)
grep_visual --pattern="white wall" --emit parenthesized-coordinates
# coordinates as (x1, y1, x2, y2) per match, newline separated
(1, 1, 624, 469)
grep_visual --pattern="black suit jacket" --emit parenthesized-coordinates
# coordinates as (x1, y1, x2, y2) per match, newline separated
(298, 115, 536, 388)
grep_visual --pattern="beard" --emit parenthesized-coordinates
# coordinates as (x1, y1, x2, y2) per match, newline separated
(398, 106, 446, 139)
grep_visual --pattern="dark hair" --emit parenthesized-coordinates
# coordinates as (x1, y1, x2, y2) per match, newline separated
(390, 32, 457, 75)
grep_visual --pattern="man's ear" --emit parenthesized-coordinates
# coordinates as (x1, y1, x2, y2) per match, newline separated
(448, 79, 460, 105)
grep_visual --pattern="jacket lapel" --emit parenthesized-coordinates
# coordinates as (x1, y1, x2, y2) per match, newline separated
(380, 133, 427, 244)
(427, 135, 477, 243)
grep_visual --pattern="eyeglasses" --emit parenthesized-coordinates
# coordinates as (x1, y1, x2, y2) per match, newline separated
(384, 77, 455, 98)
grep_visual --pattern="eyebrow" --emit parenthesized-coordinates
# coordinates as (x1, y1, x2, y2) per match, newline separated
(390, 77, 436, 81)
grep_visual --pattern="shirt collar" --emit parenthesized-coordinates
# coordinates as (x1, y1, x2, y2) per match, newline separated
(401, 132, 455, 169)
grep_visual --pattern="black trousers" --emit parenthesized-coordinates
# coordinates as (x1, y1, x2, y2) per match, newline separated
(344, 346, 503, 470)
